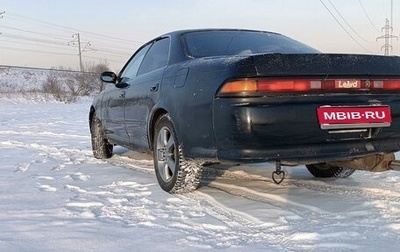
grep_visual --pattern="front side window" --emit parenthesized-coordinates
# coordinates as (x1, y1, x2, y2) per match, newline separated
(120, 43, 151, 79)
(182, 30, 319, 58)
(137, 38, 170, 75)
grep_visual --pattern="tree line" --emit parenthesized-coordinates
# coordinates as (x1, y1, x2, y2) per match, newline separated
(0, 62, 113, 103)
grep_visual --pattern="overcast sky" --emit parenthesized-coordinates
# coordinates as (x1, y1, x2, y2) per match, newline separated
(0, 0, 397, 71)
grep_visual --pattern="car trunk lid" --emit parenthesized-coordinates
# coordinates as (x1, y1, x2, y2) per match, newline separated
(250, 53, 400, 78)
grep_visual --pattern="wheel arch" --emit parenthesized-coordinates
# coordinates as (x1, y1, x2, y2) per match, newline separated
(89, 106, 96, 132)
(148, 108, 168, 150)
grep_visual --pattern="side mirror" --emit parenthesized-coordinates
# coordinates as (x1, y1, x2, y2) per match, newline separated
(100, 71, 117, 83)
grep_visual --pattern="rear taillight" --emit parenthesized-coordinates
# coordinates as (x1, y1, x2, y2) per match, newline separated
(375, 80, 400, 89)
(218, 78, 400, 95)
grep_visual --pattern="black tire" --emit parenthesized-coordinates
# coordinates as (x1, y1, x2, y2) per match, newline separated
(90, 113, 113, 159)
(306, 163, 355, 178)
(153, 114, 203, 193)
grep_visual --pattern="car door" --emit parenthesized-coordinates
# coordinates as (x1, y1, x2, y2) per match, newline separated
(101, 86, 128, 144)
(103, 43, 151, 144)
(123, 37, 170, 149)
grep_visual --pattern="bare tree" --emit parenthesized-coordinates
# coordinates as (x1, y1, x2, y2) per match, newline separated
(42, 73, 66, 102)
(82, 60, 111, 92)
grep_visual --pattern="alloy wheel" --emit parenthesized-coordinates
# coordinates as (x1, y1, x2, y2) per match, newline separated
(155, 126, 177, 182)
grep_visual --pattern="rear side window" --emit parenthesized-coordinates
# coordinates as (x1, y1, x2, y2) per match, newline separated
(182, 31, 319, 58)
(138, 38, 170, 75)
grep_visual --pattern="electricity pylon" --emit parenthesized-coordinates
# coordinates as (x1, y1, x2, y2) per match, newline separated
(68, 33, 92, 72)
(376, 18, 398, 56)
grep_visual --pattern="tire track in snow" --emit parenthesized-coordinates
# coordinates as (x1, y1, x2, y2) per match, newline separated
(201, 179, 385, 251)
(177, 191, 289, 249)
(62, 178, 287, 250)
(202, 166, 400, 249)
(104, 156, 289, 248)
(9, 133, 397, 237)
(202, 166, 342, 218)
(0, 130, 90, 139)
(107, 157, 400, 230)
(203, 165, 400, 210)
(42, 152, 287, 249)
(0, 140, 101, 166)
(108, 154, 155, 174)
(101, 158, 352, 250)
(206, 181, 331, 215)
(290, 178, 400, 201)
(4, 129, 396, 251)
(284, 174, 400, 226)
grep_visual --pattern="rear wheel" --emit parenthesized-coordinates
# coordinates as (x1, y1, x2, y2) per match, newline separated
(153, 114, 203, 193)
(306, 163, 355, 178)
(90, 113, 113, 159)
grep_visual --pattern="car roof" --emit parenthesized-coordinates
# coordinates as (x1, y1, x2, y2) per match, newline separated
(160, 28, 282, 38)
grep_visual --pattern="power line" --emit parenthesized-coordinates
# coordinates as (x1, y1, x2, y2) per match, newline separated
(1, 45, 76, 56)
(0, 38, 76, 52)
(327, 0, 374, 43)
(1, 33, 130, 60)
(2, 14, 137, 55)
(4, 14, 137, 50)
(319, 0, 372, 53)
(0, 25, 70, 40)
(358, 0, 381, 33)
(6, 11, 144, 45)
(0, 10, 136, 69)
(81, 55, 126, 64)
(1, 33, 69, 46)
(0, 30, 131, 57)
(88, 45, 132, 56)
(83, 39, 136, 52)
(1, 45, 125, 66)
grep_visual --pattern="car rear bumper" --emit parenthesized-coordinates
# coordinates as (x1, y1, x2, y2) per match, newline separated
(215, 138, 400, 164)
(213, 95, 400, 164)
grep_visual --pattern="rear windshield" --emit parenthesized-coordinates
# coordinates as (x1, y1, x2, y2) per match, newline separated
(182, 30, 319, 58)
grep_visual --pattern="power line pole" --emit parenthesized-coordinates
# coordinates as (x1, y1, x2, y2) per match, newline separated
(376, 18, 398, 56)
(391, 0, 393, 38)
(391, 0, 394, 52)
(68, 33, 91, 72)
(0, 11, 4, 35)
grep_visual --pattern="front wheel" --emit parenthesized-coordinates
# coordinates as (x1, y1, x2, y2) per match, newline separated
(153, 114, 203, 193)
(90, 113, 113, 159)
(306, 163, 355, 178)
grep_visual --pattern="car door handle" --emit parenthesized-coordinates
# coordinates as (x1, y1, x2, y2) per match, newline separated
(119, 91, 126, 98)
(150, 83, 159, 92)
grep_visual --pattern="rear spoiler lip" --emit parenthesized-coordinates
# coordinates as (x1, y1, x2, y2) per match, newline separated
(247, 53, 400, 78)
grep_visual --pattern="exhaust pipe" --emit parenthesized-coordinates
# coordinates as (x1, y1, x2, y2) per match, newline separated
(330, 153, 396, 172)
(389, 160, 400, 171)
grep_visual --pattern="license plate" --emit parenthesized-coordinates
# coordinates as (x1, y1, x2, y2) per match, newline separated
(317, 106, 392, 130)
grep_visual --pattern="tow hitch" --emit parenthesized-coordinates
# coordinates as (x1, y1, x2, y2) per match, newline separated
(272, 161, 285, 184)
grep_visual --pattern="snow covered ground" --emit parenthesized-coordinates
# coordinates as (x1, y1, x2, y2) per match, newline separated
(0, 66, 79, 92)
(2, 98, 400, 251)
